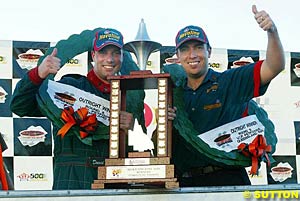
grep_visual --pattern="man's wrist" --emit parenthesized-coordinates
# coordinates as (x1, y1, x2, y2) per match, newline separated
(28, 66, 44, 85)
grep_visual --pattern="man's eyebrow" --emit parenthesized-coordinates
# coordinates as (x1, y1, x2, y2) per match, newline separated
(179, 44, 188, 49)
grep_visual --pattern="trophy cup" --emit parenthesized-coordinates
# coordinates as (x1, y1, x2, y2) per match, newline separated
(92, 19, 179, 189)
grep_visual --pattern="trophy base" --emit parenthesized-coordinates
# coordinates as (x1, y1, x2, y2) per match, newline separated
(92, 178, 179, 189)
(91, 153, 179, 189)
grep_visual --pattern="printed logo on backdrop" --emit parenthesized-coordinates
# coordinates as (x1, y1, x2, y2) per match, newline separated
(12, 41, 50, 78)
(0, 86, 7, 103)
(17, 172, 48, 182)
(47, 80, 110, 126)
(198, 115, 265, 152)
(230, 57, 254, 68)
(207, 48, 228, 72)
(63, 55, 84, 67)
(209, 62, 221, 69)
(0, 79, 12, 117)
(290, 52, 300, 86)
(65, 58, 80, 66)
(270, 162, 294, 182)
(18, 125, 47, 147)
(227, 49, 259, 70)
(16, 49, 44, 71)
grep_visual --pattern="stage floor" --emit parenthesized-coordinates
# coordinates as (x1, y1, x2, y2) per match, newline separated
(1, 184, 300, 201)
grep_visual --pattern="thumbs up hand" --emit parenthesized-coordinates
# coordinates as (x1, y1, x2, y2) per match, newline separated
(38, 48, 61, 79)
(252, 5, 276, 33)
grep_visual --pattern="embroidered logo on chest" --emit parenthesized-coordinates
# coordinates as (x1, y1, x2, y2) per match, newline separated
(203, 102, 222, 110)
(206, 84, 218, 93)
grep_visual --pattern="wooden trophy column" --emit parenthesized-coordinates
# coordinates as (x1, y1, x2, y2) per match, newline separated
(92, 71, 179, 189)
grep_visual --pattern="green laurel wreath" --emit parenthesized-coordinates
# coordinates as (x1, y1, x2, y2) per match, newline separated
(36, 28, 146, 146)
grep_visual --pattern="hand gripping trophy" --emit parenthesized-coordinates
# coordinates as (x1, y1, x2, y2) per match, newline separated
(92, 19, 179, 189)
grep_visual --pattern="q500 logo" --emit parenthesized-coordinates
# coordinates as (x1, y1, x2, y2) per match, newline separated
(209, 62, 220, 69)
(67, 59, 79, 65)
(17, 172, 48, 182)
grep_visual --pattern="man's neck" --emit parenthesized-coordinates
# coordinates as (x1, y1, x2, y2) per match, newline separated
(187, 71, 208, 90)
(187, 77, 204, 90)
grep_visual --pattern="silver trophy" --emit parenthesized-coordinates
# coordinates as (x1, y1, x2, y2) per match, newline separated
(123, 19, 162, 71)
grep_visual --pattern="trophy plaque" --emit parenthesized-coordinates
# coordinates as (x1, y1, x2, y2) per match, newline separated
(92, 19, 178, 189)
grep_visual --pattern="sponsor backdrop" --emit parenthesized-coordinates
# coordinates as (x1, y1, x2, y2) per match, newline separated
(0, 40, 299, 190)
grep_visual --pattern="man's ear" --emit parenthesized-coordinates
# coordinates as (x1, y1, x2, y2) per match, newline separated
(91, 51, 95, 60)
(120, 49, 124, 63)
(207, 46, 212, 58)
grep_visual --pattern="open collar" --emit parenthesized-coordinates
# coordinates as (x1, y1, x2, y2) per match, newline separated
(87, 69, 111, 93)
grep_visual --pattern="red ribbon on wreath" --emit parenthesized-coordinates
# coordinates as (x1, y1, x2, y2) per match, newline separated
(238, 134, 272, 175)
(57, 106, 97, 139)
